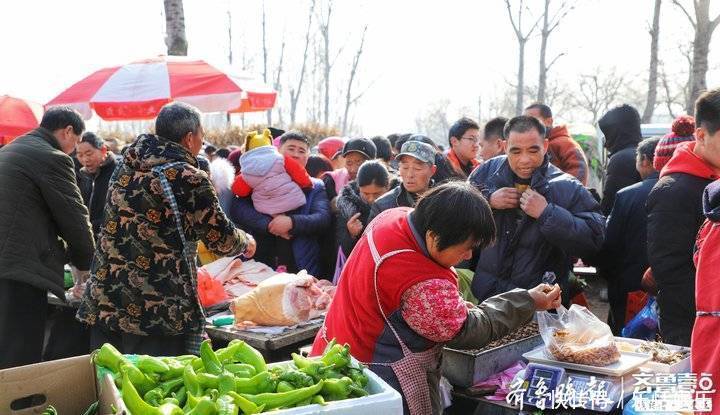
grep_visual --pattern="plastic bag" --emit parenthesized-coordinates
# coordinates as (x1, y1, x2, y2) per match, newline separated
(537, 304, 621, 366)
(197, 268, 229, 308)
(621, 296, 658, 340)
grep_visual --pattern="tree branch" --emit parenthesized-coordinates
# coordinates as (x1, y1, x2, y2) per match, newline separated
(672, 0, 696, 27)
(504, 0, 522, 38)
(546, 52, 566, 71)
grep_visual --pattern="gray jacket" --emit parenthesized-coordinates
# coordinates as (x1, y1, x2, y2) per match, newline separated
(0, 128, 94, 298)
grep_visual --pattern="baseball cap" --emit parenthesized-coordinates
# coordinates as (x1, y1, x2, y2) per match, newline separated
(397, 141, 436, 165)
(342, 137, 377, 159)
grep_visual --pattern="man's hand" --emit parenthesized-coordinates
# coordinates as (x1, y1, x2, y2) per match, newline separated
(528, 283, 562, 311)
(520, 189, 548, 219)
(346, 213, 364, 238)
(243, 234, 257, 258)
(268, 215, 293, 237)
(489, 188, 520, 210)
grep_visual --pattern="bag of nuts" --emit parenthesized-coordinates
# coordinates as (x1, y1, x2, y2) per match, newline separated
(537, 304, 621, 367)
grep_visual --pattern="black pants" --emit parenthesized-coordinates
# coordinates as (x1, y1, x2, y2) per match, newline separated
(90, 325, 186, 356)
(43, 307, 91, 361)
(0, 280, 48, 369)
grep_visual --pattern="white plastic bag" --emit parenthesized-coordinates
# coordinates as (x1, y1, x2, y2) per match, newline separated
(537, 304, 620, 366)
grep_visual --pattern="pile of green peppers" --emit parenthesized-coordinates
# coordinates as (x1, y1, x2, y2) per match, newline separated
(93, 338, 369, 414)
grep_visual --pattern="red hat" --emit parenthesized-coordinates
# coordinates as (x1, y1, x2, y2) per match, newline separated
(318, 136, 346, 160)
(653, 115, 696, 171)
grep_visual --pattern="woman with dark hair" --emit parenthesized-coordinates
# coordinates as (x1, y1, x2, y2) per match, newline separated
(311, 181, 562, 415)
(306, 154, 333, 178)
(336, 161, 391, 259)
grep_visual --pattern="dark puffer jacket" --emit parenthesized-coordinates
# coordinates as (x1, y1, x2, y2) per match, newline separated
(230, 178, 332, 278)
(647, 141, 718, 346)
(0, 128, 95, 299)
(336, 181, 373, 257)
(77, 154, 119, 239)
(598, 105, 642, 215)
(77, 134, 248, 336)
(468, 155, 605, 302)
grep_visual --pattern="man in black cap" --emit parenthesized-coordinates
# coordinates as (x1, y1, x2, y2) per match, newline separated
(368, 140, 437, 223)
(322, 137, 377, 205)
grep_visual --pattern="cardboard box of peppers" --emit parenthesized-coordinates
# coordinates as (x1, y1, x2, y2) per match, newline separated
(93, 339, 370, 414)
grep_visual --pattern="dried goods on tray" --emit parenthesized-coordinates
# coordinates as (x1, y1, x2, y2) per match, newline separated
(469, 322, 539, 353)
(538, 304, 621, 367)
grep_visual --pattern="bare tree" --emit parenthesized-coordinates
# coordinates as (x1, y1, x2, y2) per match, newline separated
(672, 0, 720, 113)
(318, 0, 333, 126)
(289, 0, 316, 125)
(538, 0, 572, 103)
(163, 0, 188, 56)
(642, 0, 663, 122)
(574, 69, 625, 124)
(273, 38, 286, 126)
(505, 0, 542, 115)
(341, 26, 368, 135)
(261, 2, 272, 125)
(415, 100, 451, 146)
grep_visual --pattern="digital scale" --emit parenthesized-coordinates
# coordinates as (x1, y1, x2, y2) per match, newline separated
(516, 362, 638, 412)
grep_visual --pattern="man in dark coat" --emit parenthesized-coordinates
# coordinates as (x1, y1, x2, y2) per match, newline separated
(368, 141, 437, 223)
(231, 132, 332, 278)
(647, 89, 720, 346)
(75, 132, 119, 239)
(596, 137, 660, 334)
(469, 116, 605, 303)
(598, 104, 643, 215)
(0, 107, 95, 369)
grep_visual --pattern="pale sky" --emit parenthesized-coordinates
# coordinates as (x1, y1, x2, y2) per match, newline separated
(1, 0, 718, 136)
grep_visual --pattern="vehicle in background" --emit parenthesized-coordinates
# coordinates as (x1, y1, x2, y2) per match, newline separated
(641, 123, 671, 138)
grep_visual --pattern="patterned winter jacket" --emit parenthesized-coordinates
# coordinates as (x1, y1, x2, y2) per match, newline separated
(77, 134, 249, 336)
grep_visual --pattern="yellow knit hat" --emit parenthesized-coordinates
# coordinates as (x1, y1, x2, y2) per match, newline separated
(244, 129, 273, 151)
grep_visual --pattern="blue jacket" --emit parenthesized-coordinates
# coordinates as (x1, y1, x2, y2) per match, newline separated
(230, 178, 331, 277)
(468, 156, 605, 302)
(596, 173, 658, 333)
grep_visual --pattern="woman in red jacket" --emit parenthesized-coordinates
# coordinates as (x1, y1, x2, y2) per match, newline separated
(692, 179, 720, 414)
(311, 182, 562, 415)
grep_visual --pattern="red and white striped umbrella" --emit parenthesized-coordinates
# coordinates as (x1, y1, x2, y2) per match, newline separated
(46, 56, 276, 120)
(0, 95, 43, 145)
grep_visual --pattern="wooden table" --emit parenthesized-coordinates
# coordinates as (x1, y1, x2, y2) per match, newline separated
(49, 293, 321, 361)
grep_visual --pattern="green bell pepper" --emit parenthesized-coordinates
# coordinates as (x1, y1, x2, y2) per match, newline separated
(183, 364, 203, 397)
(240, 381, 324, 410)
(320, 343, 351, 369)
(223, 363, 255, 378)
(235, 371, 277, 394)
(216, 394, 238, 415)
(231, 341, 267, 374)
(120, 369, 183, 415)
(137, 355, 170, 374)
(185, 397, 218, 415)
(200, 340, 223, 375)
(94, 343, 131, 373)
(226, 392, 265, 414)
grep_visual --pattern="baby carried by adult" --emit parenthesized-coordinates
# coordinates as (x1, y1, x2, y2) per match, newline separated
(232, 129, 312, 215)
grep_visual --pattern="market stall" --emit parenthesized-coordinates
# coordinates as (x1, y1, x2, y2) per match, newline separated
(443, 304, 693, 415)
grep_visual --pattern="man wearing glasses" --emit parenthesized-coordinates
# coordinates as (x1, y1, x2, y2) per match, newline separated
(447, 117, 482, 179)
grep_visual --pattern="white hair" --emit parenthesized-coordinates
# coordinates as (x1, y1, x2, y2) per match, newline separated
(209, 157, 235, 193)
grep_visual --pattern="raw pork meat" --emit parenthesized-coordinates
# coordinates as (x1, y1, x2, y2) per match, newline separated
(231, 271, 336, 326)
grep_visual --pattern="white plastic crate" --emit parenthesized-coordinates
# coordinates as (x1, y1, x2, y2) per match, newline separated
(265, 360, 403, 415)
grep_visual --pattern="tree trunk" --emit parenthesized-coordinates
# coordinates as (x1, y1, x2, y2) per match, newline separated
(516, 39, 526, 115)
(642, 0, 662, 123)
(289, 0, 315, 126)
(164, 0, 188, 56)
(262, 3, 272, 125)
(688, 23, 711, 113)
(682, 0, 719, 113)
(537, 0, 551, 103)
(342, 26, 367, 135)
